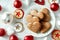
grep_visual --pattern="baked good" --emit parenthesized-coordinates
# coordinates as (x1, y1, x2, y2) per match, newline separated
(26, 15, 39, 23)
(41, 8, 50, 14)
(26, 8, 51, 33)
(28, 22, 41, 33)
(33, 16, 40, 22)
(37, 12, 44, 19)
(30, 10, 44, 19)
(43, 14, 51, 22)
(26, 15, 32, 23)
(30, 9, 38, 15)
(40, 22, 51, 33)
(41, 8, 51, 22)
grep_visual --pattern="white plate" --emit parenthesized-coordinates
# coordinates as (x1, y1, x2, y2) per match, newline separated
(24, 4, 55, 37)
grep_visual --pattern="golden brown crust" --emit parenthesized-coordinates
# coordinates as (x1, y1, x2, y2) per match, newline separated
(32, 16, 40, 22)
(30, 10, 44, 19)
(40, 22, 51, 33)
(26, 15, 33, 23)
(42, 14, 51, 22)
(41, 8, 50, 14)
(28, 22, 41, 33)
(26, 15, 39, 23)
(37, 12, 44, 19)
(30, 9, 38, 16)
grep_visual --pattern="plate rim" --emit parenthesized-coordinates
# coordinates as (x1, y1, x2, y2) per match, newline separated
(25, 4, 56, 37)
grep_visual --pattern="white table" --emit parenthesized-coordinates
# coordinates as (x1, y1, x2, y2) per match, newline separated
(0, 0, 60, 40)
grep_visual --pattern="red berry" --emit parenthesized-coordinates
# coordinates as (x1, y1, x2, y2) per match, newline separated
(0, 5, 2, 11)
(24, 35, 34, 40)
(50, 3, 59, 11)
(9, 34, 18, 40)
(14, 0, 22, 8)
(0, 28, 6, 36)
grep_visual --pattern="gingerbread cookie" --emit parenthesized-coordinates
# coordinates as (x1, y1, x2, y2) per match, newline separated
(40, 22, 51, 33)
(41, 8, 51, 22)
(30, 10, 44, 19)
(43, 14, 51, 22)
(28, 22, 41, 33)
(30, 9, 38, 15)
(26, 15, 39, 23)
(41, 8, 50, 14)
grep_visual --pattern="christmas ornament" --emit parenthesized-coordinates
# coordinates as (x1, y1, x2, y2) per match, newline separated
(14, 22, 24, 33)
(35, 0, 45, 5)
(50, 3, 59, 11)
(24, 35, 34, 40)
(14, 0, 22, 8)
(48, 0, 59, 11)
(0, 28, 6, 36)
(1, 12, 13, 24)
(14, 9, 24, 19)
(0, 5, 2, 11)
(9, 34, 18, 40)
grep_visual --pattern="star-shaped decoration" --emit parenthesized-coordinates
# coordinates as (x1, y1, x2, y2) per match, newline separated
(55, 32, 60, 38)
(16, 25, 20, 30)
(16, 12, 21, 17)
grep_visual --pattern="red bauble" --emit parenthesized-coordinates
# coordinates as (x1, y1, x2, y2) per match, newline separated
(0, 28, 6, 36)
(14, 0, 22, 8)
(24, 35, 34, 40)
(50, 3, 59, 11)
(9, 34, 18, 40)
(35, 0, 45, 5)
(0, 5, 2, 11)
